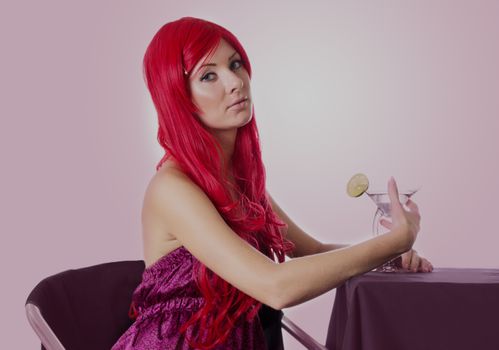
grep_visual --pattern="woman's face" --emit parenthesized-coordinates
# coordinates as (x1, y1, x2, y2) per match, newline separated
(188, 39, 253, 132)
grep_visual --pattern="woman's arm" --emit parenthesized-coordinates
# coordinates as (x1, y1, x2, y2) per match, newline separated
(267, 193, 411, 307)
(274, 228, 408, 308)
(269, 194, 432, 273)
(149, 169, 412, 311)
(316, 242, 350, 253)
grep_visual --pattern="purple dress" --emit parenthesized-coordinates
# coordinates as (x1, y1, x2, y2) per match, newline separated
(111, 246, 268, 349)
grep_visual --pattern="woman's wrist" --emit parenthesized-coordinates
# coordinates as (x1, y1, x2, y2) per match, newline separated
(387, 225, 413, 255)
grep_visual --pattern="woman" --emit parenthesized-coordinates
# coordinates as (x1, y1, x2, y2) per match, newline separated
(112, 16, 432, 350)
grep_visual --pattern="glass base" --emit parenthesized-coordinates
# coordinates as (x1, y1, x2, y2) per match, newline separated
(373, 259, 399, 273)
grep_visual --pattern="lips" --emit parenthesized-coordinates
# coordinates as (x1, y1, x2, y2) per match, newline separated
(228, 97, 248, 109)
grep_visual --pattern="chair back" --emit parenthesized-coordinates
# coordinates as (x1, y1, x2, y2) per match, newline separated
(26, 260, 284, 350)
(26, 260, 144, 350)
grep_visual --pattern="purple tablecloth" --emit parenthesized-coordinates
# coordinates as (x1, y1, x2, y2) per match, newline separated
(326, 268, 499, 350)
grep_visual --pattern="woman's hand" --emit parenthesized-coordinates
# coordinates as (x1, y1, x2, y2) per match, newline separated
(393, 249, 434, 273)
(381, 177, 421, 251)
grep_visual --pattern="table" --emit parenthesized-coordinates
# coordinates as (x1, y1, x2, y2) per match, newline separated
(325, 268, 499, 350)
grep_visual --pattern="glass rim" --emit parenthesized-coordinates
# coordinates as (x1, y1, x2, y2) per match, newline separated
(366, 188, 420, 195)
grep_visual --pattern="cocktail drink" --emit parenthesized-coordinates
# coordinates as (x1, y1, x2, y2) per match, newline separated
(367, 188, 419, 272)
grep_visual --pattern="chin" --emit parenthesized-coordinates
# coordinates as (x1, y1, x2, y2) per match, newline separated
(239, 111, 253, 127)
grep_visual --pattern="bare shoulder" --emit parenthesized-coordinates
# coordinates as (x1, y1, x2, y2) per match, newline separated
(141, 160, 188, 268)
(142, 160, 283, 309)
(144, 160, 198, 214)
(146, 161, 189, 196)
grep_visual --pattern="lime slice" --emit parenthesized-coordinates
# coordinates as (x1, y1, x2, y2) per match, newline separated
(347, 173, 369, 197)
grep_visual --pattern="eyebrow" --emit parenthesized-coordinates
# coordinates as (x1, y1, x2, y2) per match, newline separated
(198, 51, 239, 70)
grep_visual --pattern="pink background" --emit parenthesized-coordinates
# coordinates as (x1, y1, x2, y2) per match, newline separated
(2, 1, 498, 349)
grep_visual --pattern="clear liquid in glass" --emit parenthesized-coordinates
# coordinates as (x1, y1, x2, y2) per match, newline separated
(367, 188, 419, 272)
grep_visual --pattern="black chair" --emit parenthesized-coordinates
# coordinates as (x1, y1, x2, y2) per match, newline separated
(25, 260, 327, 350)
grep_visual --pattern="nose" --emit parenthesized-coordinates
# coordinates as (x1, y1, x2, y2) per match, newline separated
(225, 70, 244, 94)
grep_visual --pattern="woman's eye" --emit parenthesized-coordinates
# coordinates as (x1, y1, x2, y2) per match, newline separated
(201, 72, 216, 82)
(200, 60, 244, 82)
(231, 59, 243, 69)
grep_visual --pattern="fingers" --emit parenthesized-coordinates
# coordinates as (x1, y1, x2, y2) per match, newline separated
(380, 218, 392, 229)
(419, 258, 434, 273)
(401, 250, 412, 269)
(388, 177, 400, 203)
(388, 177, 403, 214)
(401, 249, 434, 273)
(409, 251, 420, 272)
(405, 199, 420, 214)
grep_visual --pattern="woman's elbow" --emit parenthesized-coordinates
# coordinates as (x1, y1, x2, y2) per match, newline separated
(260, 265, 287, 310)
(267, 265, 294, 310)
(268, 286, 286, 310)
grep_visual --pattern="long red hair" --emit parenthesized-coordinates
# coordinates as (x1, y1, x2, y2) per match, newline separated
(142, 17, 294, 349)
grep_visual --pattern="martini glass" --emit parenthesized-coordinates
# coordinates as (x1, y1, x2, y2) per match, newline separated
(367, 187, 419, 272)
